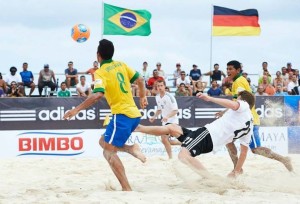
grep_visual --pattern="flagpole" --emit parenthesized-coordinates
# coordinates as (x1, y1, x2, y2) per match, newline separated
(209, 4, 214, 86)
(101, 0, 104, 40)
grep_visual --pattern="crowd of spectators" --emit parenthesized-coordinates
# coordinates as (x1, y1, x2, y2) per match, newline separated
(0, 60, 299, 98)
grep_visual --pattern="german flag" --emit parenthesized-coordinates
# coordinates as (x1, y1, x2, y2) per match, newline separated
(212, 6, 261, 36)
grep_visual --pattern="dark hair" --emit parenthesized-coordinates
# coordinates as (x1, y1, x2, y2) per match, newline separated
(61, 82, 67, 86)
(68, 61, 73, 64)
(23, 62, 28, 65)
(80, 75, 85, 79)
(97, 39, 114, 60)
(156, 79, 166, 86)
(238, 91, 255, 109)
(180, 71, 186, 75)
(143, 61, 148, 65)
(214, 63, 219, 67)
(179, 83, 185, 87)
(0, 72, 2, 79)
(153, 69, 158, 73)
(10, 66, 17, 72)
(262, 62, 268, 65)
(227, 60, 241, 70)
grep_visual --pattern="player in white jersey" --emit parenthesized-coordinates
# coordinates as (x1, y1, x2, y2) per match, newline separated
(135, 90, 254, 178)
(149, 79, 181, 159)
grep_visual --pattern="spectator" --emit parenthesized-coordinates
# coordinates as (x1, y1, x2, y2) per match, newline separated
(4, 67, 23, 93)
(207, 80, 222, 96)
(189, 64, 202, 86)
(0, 72, 7, 96)
(175, 83, 190, 96)
(264, 84, 276, 96)
(20, 62, 35, 97)
(7, 81, 23, 97)
(132, 80, 151, 96)
(57, 82, 71, 97)
(247, 77, 256, 93)
(176, 71, 192, 95)
(76, 75, 91, 97)
(287, 75, 298, 95)
(193, 81, 207, 96)
(140, 61, 151, 82)
(65, 61, 78, 88)
(281, 67, 289, 81)
(242, 72, 248, 79)
(255, 85, 268, 96)
(291, 85, 300, 95)
(222, 82, 232, 96)
(273, 71, 285, 87)
(78, 61, 98, 89)
(295, 69, 300, 85)
(286, 62, 295, 73)
(156, 62, 166, 79)
(203, 63, 226, 84)
(173, 63, 182, 86)
(258, 71, 272, 85)
(147, 69, 164, 90)
(38, 64, 56, 97)
(274, 84, 288, 96)
(261, 61, 269, 74)
(150, 81, 159, 96)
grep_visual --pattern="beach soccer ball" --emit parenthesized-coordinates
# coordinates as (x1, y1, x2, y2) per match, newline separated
(71, 24, 90, 43)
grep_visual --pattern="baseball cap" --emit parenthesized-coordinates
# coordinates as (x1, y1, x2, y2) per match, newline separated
(44, 64, 49, 68)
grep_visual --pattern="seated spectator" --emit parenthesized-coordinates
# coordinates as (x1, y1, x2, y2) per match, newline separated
(246, 77, 256, 93)
(287, 75, 298, 95)
(173, 63, 182, 87)
(281, 66, 289, 81)
(207, 80, 222, 96)
(0, 72, 7, 97)
(273, 71, 286, 90)
(291, 85, 300, 95)
(132, 80, 151, 97)
(259, 75, 270, 90)
(65, 61, 78, 88)
(258, 71, 272, 85)
(189, 64, 202, 86)
(274, 84, 288, 96)
(150, 81, 159, 96)
(222, 82, 232, 96)
(57, 82, 71, 97)
(242, 72, 248, 79)
(147, 69, 164, 90)
(175, 83, 190, 96)
(255, 85, 268, 96)
(4, 66, 24, 94)
(176, 71, 193, 95)
(7, 81, 23, 97)
(76, 75, 91, 97)
(20, 62, 35, 97)
(78, 61, 98, 89)
(264, 84, 276, 96)
(38, 64, 57, 97)
(193, 81, 207, 96)
(156, 62, 166, 79)
(203, 63, 226, 84)
(286, 62, 295, 73)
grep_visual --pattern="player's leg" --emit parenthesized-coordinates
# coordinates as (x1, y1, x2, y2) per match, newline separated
(161, 135, 173, 159)
(29, 82, 35, 96)
(134, 124, 183, 137)
(169, 136, 181, 145)
(250, 125, 293, 172)
(226, 142, 239, 168)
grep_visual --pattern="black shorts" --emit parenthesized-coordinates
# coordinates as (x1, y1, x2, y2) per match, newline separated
(177, 127, 213, 157)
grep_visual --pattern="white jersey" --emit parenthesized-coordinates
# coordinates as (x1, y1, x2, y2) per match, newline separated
(155, 92, 179, 125)
(4, 73, 22, 84)
(205, 100, 253, 150)
(76, 82, 90, 93)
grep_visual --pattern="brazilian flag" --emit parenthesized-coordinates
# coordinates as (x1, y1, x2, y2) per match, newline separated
(103, 3, 152, 36)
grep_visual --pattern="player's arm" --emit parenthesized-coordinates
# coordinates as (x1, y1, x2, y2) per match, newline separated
(149, 109, 162, 123)
(228, 144, 248, 178)
(136, 76, 148, 109)
(203, 71, 212, 76)
(197, 93, 239, 110)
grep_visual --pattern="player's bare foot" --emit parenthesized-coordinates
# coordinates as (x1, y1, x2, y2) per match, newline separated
(283, 157, 293, 172)
(130, 144, 146, 163)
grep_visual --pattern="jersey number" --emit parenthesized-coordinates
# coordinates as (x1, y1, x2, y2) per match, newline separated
(116, 72, 128, 93)
(233, 121, 251, 140)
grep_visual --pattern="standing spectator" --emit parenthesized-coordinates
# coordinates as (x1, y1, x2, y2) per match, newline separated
(176, 71, 192, 95)
(76, 75, 91, 97)
(173, 63, 182, 86)
(247, 77, 256, 93)
(65, 61, 78, 88)
(78, 61, 98, 89)
(7, 81, 23, 97)
(0, 72, 7, 96)
(287, 75, 298, 95)
(274, 84, 288, 96)
(281, 67, 289, 81)
(189, 64, 202, 86)
(175, 83, 190, 96)
(140, 61, 151, 82)
(295, 69, 300, 85)
(156, 62, 166, 79)
(20, 62, 35, 97)
(147, 69, 164, 89)
(4, 67, 23, 92)
(193, 81, 207, 96)
(38, 64, 56, 97)
(203, 63, 226, 84)
(255, 85, 268, 96)
(57, 82, 71, 97)
(207, 80, 222, 96)
(261, 62, 269, 74)
(286, 62, 295, 73)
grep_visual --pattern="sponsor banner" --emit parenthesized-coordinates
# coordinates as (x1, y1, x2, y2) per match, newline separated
(259, 127, 288, 154)
(288, 126, 300, 154)
(284, 96, 300, 126)
(255, 96, 285, 127)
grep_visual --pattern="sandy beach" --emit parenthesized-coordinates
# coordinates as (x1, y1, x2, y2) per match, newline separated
(0, 154, 299, 204)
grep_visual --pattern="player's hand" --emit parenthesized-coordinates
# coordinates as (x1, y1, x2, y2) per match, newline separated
(149, 117, 155, 123)
(139, 96, 148, 109)
(196, 92, 211, 101)
(215, 111, 224, 118)
(161, 117, 168, 123)
(63, 109, 79, 120)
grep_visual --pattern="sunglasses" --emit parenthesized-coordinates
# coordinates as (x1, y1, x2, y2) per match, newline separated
(156, 64, 161, 66)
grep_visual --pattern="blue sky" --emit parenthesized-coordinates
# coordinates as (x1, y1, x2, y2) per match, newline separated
(1, 0, 300, 79)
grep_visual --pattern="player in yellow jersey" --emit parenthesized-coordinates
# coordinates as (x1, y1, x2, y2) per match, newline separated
(63, 39, 148, 191)
(223, 60, 293, 175)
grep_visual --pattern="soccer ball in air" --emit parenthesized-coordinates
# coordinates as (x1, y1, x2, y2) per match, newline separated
(71, 24, 90, 43)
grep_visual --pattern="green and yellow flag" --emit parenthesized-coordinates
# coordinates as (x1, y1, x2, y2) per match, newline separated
(103, 3, 152, 36)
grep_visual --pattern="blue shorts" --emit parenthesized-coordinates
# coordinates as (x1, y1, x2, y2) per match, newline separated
(249, 125, 261, 149)
(104, 114, 140, 147)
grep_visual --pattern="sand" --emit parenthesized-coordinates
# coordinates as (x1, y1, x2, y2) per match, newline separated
(0, 154, 299, 204)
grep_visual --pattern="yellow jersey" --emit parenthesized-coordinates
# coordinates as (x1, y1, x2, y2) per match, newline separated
(93, 59, 141, 118)
(232, 74, 260, 125)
